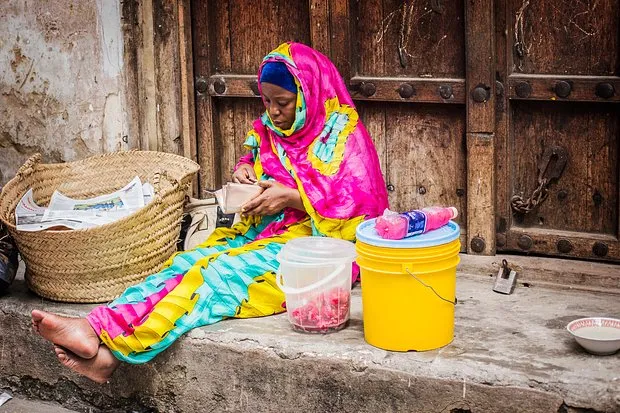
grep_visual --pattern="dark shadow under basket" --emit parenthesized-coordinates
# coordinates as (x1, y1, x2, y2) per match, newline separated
(0, 151, 199, 303)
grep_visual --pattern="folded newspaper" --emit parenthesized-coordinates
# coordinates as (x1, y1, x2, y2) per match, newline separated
(15, 176, 154, 231)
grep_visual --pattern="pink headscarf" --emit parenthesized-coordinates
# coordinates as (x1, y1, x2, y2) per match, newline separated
(238, 42, 388, 240)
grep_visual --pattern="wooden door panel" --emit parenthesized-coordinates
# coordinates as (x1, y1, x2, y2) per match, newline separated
(355, 0, 465, 77)
(383, 103, 466, 217)
(213, 99, 264, 187)
(498, 0, 620, 261)
(358, 102, 467, 244)
(510, 0, 619, 75)
(208, 0, 232, 74)
(511, 101, 619, 234)
(350, 0, 466, 105)
(348, 0, 468, 249)
(357, 103, 388, 179)
(209, 0, 311, 74)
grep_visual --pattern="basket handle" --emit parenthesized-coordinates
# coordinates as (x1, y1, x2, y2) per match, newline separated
(151, 171, 181, 204)
(16, 153, 42, 178)
(152, 172, 164, 205)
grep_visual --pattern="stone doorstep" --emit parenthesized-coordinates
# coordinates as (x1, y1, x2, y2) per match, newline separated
(0, 255, 618, 413)
(458, 254, 620, 295)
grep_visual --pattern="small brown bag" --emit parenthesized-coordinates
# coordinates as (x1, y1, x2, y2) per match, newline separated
(181, 197, 239, 251)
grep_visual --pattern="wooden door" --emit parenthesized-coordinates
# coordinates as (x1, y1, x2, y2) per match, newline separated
(496, 0, 620, 262)
(191, 0, 619, 262)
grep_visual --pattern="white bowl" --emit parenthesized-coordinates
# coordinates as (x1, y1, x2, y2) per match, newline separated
(566, 317, 620, 355)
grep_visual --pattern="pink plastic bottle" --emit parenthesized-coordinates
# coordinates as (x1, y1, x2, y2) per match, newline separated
(375, 207, 458, 240)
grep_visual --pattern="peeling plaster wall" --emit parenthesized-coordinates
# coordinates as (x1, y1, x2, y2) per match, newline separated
(0, 0, 135, 186)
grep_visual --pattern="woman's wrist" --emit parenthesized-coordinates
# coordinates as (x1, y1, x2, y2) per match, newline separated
(286, 187, 304, 211)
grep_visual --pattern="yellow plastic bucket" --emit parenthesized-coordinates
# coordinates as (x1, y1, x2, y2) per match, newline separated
(355, 219, 460, 351)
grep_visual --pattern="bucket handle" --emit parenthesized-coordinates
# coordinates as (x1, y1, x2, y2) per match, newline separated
(276, 263, 346, 295)
(405, 268, 456, 305)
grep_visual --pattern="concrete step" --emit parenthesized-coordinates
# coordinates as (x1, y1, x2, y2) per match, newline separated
(0, 255, 619, 412)
(0, 395, 78, 413)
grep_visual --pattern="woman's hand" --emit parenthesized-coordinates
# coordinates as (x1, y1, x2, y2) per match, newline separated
(232, 164, 257, 184)
(241, 181, 304, 217)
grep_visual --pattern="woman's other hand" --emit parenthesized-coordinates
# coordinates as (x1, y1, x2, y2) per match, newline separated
(241, 181, 304, 216)
(232, 164, 257, 184)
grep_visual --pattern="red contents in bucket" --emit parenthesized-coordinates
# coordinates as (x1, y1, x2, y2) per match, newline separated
(289, 287, 350, 332)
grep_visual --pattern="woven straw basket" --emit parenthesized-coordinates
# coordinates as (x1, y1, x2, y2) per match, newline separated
(0, 151, 199, 303)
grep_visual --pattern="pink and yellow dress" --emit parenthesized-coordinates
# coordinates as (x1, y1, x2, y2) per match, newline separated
(86, 42, 389, 364)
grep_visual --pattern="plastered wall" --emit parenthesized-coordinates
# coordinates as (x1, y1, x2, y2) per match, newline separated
(0, 0, 135, 186)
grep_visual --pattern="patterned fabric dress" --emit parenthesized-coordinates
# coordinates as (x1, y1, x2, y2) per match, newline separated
(86, 42, 389, 364)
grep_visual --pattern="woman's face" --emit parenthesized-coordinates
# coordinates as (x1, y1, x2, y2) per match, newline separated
(261, 82, 297, 130)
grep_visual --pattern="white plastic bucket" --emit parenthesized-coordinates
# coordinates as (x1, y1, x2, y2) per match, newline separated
(276, 237, 356, 333)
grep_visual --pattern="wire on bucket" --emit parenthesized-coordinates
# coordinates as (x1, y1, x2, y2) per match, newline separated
(405, 269, 456, 305)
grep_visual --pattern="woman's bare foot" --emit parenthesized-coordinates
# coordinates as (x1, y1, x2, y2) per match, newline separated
(54, 345, 120, 384)
(31, 309, 99, 359)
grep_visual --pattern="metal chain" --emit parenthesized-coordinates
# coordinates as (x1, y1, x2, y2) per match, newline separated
(511, 146, 568, 215)
(511, 177, 550, 215)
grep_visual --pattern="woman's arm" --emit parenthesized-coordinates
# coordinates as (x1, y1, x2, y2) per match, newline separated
(241, 181, 304, 216)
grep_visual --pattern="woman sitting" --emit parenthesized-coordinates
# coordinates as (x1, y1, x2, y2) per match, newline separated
(31, 42, 389, 383)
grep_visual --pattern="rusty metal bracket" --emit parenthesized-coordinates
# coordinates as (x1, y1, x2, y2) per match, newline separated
(537, 146, 568, 183)
(511, 146, 568, 215)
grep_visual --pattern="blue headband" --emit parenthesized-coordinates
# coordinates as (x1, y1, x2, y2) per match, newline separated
(259, 62, 297, 94)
